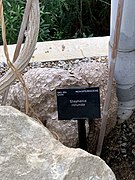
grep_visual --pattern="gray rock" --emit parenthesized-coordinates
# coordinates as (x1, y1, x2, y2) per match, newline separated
(0, 106, 116, 180)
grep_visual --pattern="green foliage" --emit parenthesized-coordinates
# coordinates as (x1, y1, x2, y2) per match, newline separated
(0, 0, 25, 45)
(0, 0, 111, 45)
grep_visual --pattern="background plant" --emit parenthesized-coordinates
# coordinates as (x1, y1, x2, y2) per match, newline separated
(0, 0, 111, 45)
(0, 0, 25, 45)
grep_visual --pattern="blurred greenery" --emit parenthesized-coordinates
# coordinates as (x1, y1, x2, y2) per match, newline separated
(0, 0, 111, 45)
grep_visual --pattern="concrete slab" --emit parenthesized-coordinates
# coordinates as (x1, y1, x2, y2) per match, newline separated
(0, 36, 109, 63)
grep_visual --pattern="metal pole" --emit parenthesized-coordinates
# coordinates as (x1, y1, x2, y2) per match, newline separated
(78, 119, 87, 151)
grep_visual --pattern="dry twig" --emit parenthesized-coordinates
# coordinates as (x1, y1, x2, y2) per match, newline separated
(0, 0, 29, 113)
(1, 0, 33, 108)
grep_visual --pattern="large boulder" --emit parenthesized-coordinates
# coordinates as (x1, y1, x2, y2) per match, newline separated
(73, 60, 117, 134)
(7, 61, 117, 152)
(0, 106, 116, 180)
(7, 67, 88, 148)
(72, 61, 118, 152)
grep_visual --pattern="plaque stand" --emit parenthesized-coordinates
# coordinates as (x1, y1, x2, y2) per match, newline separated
(78, 119, 87, 151)
(56, 87, 101, 152)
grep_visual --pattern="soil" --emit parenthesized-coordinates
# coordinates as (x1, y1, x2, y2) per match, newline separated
(101, 112, 135, 180)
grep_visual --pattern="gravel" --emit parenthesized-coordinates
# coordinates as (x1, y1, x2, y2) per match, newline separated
(0, 62, 8, 78)
(0, 56, 108, 76)
(0, 56, 135, 179)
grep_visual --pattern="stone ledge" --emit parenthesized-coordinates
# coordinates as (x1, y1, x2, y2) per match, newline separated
(0, 36, 109, 63)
